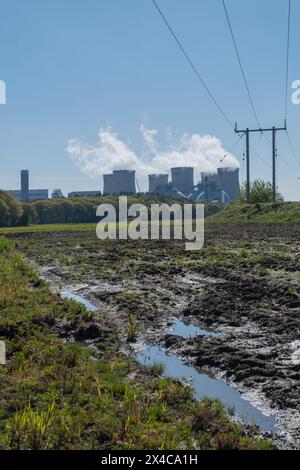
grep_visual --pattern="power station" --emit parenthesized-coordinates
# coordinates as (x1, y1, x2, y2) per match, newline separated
(6, 165, 240, 203)
(103, 174, 115, 195)
(171, 167, 194, 196)
(103, 170, 136, 195)
(190, 168, 240, 203)
(217, 168, 240, 201)
(101, 166, 239, 202)
(148, 174, 169, 194)
(9, 170, 48, 202)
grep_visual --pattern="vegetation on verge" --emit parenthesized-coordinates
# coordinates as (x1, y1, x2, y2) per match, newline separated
(0, 237, 271, 450)
(239, 180, 284, 204)
(207, 201, 300, 225)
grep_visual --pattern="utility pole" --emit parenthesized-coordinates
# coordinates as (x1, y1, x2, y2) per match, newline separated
(235, 122, 286, 204)
(272, 127, 276, 204)
(246, 129, 250, 203)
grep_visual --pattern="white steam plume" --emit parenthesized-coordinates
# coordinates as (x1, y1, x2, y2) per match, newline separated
(67, 126, 239, 191)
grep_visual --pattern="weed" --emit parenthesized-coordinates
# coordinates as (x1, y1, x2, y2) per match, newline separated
(150, 362, 165, 376)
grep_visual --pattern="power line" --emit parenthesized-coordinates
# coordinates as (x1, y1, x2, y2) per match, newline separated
(211, 133, 245, 173)
(250, 145, 271, 170)
(151, 0, 234, 130)
(286, 130, 300, 170)
(222, 0, 261, 129)
(283, 0, 300, 173)
(221, 0, 274, 170)
(285, 0, 291, 122)
(152, 0, 298, 186)
(250, 144, 295, 180)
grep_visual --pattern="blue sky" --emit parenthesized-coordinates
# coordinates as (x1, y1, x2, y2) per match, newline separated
(0, 0, 299, 200)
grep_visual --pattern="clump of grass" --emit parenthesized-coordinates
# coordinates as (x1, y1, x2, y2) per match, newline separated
(6, 400, 55, 450)
(0, 237, 13, 253)
(258, 268, 270, 277)
(239, 248, 249, 259)
(125, 313, 139, 343)
(150, 362, 165, 376)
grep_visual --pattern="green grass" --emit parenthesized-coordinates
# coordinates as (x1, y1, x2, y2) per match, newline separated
(0, 237, 272, 450)
(207, 201, 300, 225)
(150, 362, 166, 376)
(0, 223, 97, 234)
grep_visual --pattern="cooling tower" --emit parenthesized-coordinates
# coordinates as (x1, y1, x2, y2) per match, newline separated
(217, 168, 240, 201)
(171, 167, 194, 195)
(148, 174, 169, 193)
(113, 170, 136, 194)
(201, 172, 218, 185)
(21, 170, 29, 202)
(103, 174, 114, 195)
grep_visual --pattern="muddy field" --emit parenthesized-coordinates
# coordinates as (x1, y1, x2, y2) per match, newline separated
(10, 223, 300, 448)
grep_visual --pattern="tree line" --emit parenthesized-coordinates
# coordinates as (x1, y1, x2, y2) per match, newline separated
(0, 190, 109, 227)
(1, 181, 280, 228)
(1, 191, 221, 227)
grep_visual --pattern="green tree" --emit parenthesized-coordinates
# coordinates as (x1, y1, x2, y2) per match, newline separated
(19, 204, 37, 226)
(73, 202, 88, 223)
(0, 190, 23, 226)
(239, 179, 284, 203)
(0, 197, 10, 227)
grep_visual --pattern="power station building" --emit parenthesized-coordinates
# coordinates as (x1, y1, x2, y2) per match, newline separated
(113, 170, 136, 194)
(8, 170, 48, 202)
(102, 170, 136, 195)
(21, 170, 29, 202)
(217, 168, 240, 201)
(101, 165, 239, 201)
(189, 168, 240, 202)
(148, 174, 169, 194)
(171, 167, 194, 196)
(103, 174, 115, 195)
(68, 191, 101, 198)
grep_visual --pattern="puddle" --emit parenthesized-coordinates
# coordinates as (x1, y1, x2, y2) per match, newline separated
(177, 274, 224, 285)
(61, 291, 98, 312)
(60, 289, 278, 434)
(167, 319, 222, 338)
(135, 344, 278, 433)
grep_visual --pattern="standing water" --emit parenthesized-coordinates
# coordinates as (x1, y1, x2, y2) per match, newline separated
(136, 344, 278, 433)
(61, 291, 98, 312)
(167, 319, 222, 338)
(60, 290, 279, 433)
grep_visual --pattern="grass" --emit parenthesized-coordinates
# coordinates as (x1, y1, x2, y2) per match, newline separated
(207, 201, 300, 225)
(0, 201, 299, 234)
(0, 236, 272, 450)
(0, 223, 97, 234)
(150, 362, 166, 376)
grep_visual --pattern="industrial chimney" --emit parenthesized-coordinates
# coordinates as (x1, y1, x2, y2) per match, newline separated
(113, 170, 136, 195)
(148, 174, 169, 193)
(171, 167, 194, 195)
(217, 168, 240, 201)
(21, 170, 29, 202)
(103, 174, 114, 195)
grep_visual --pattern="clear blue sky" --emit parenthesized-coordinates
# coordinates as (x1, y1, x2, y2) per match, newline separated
(0, 0, 299, 200)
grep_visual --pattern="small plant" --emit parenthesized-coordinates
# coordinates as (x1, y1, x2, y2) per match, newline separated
(150, 362, 165, 376)
(125, 313, 139, 342)
(160, 432, 168, 450)
(6, 400, 55, 450)
(239, 248, 249, 259)
(258, 268, 270, 277)
(0, 237, 12, 253)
